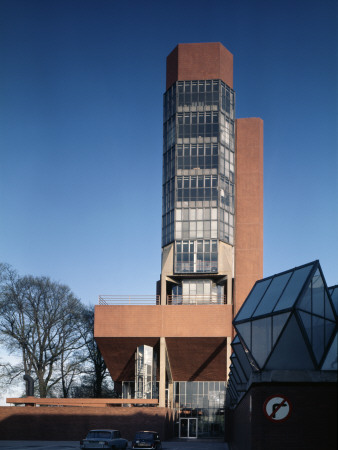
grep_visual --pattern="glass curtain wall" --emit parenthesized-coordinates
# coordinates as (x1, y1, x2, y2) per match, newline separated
(162, 79, 235, 274)
(173, 381, 226, 438)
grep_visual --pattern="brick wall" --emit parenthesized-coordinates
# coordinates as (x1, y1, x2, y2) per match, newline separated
(0, 406, 175, 441)
(235, 118, 264, 315)
(228, 382, 337, 450)
(166, 42, 233, 90)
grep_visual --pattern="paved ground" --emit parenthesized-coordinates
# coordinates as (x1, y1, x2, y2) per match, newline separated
(0, 441, 229, 450)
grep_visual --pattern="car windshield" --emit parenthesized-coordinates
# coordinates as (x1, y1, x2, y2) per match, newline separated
(87, 431, 112, 439)
(135, 432, 154, 440)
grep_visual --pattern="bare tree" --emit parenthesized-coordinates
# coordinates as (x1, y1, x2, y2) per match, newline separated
(0, 263, 86, 397)
(73, 306, 114, 398)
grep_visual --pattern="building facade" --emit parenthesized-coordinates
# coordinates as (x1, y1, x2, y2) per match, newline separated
(94, 42, 263, 438)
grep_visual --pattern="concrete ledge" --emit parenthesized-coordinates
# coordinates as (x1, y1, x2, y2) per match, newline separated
(249, 370, 338, 386)
(6, 397, 159, 407)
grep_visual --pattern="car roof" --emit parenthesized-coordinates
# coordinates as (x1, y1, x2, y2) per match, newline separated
(88, 429, 118, 432)
(136, 431, 158, 433)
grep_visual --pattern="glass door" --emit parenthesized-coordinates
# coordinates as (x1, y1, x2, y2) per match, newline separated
(188, 418, 197, 438)
(179, 418, 198, 438)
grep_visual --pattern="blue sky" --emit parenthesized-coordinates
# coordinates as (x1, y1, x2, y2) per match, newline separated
(0, 0, 337, 306)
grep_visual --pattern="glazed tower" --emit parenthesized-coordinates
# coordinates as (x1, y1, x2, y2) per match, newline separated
(94, 42, 263, 439)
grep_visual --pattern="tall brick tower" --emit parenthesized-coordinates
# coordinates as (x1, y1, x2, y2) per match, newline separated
(95, 42, 263, 439)
(161, 42, 263, 314)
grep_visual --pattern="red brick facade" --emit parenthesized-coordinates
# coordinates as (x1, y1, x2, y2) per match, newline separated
(95, 305, 233, 382)
(0, 406, 175, 441)
(235, 118, 264, 314)
(166, 42, 233, 90)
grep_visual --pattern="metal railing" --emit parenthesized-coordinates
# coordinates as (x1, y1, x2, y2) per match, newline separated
(98, 295, 226, 305)
(167, 295, 226, 305)
(175, 262, 218, 273)
(98, 295, 160, 305)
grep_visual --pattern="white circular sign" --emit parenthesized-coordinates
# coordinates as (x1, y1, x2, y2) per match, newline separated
(263, 395, 291, 422)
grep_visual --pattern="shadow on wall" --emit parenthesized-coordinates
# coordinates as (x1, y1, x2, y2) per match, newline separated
(0, 406, 176, 441)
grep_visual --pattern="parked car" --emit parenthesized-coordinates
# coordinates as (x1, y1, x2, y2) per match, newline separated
(80, 429, 128, 449)
(132, 431, 162, 449)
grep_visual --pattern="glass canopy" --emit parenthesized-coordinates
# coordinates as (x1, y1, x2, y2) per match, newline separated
(227, 261, 337, 407)
(233, 261, 337, 371)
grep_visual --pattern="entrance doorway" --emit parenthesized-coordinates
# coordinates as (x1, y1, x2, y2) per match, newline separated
(179, 418, 198, 438)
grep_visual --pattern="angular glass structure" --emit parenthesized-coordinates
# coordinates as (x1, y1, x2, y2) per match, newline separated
(227, 261, 337, 407)
(233, 261, 337, 371)
(328, 285, 338, 314)
(322, 284, 338, 371)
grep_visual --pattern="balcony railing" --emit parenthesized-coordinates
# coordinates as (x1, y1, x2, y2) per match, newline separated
(98, 295, 160, 305)
(175, 262, 218, 273)
(167, 295, 226, 305)
(98, 295, 226, 305)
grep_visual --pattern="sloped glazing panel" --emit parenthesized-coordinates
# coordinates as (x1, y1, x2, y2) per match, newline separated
(298, 282, 312, 313)
(251, 317, 272, 368)
(298, 310, 312, 344)
(253, 272, 292, 317)
(229, 365, 238, 384)
(321, 332, 338, 371)
(230, 370, 241, 388)
(235, 278, 272, 321)
(312, 315, 325, 364)
(312, 270, 324, 317)
(325, 320, 336, 347)
(272, 312, 290, 346)
(328, 286, 338, 314)
(265, 315, 315, 370)
(229, 366, 241, 385)
(235, 322, 251, 350)
(325, 291, 336, 321)
(275, 264, 313, 312)
(232, 341, 252, 379)
(232, 335, 240, 344)
(228, 381, 238, 399)
(231, 355, 246, 383)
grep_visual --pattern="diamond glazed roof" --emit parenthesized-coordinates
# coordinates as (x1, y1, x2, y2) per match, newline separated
(328, 285, 338, 314)
(227, 261, 338, 407)
(234, 262, 315, 321)
(233, 260, 337, 372)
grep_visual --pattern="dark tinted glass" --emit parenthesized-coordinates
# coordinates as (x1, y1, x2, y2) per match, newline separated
(236, 322, 251, 350)
(253, 272, 292, 317)
(328, 286, 338, 314)
(312, 270, 324, 317)
(274, 264, 313, 312)
(312, 315, 325, 363)
(232, 341, 252, 378)
(298, 283, 311, 312)
(325, 291, 335, 321)
(251, 317, 272, 368)
(265, 315, 315, 370)
(321, 333, 338, 370)
(231, 355, 246, 382)
(235, 278, 272, 321)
